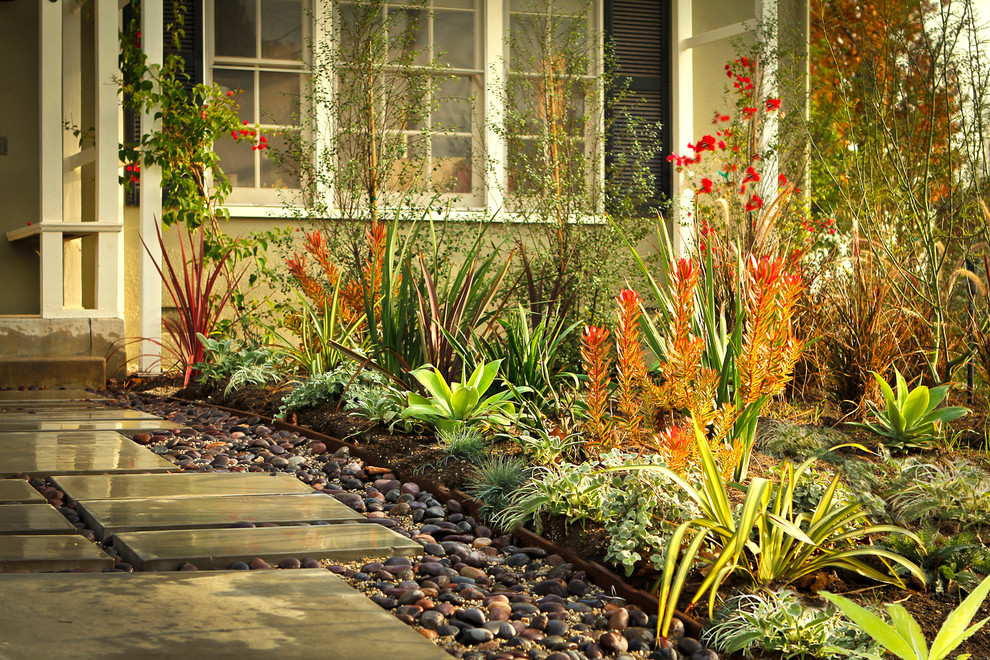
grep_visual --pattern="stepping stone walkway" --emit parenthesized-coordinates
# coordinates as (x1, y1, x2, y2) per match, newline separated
(0, 388, 448, 659)
(0, 570, 450, 659)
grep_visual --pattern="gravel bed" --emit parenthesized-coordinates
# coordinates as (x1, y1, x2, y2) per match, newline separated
(27, 392, 722, 660)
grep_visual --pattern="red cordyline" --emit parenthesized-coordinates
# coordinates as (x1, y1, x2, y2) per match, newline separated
(580, 325, 613, 452)
(145, 225, 244, 387)
(615, 289, 647, 439)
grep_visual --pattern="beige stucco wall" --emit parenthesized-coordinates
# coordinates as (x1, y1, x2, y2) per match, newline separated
(0, 0, 41, 315)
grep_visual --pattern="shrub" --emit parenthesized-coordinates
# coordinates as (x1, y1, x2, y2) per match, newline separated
(437, 427, 489, 464)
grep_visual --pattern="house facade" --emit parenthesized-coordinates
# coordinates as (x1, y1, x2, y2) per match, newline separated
(0, 0, 807, 386)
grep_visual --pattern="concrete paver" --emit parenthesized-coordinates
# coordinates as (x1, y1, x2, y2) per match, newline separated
(0, 570, 450, 659)
(0, 503, 77, 534)
(0, 535, 114, 573)
(112, 523, 422, 570)
(0, 419, 189, 433)
(77, 493, 363, 540)
(52, 472, 315, 501)
(0, 434, 175, 477)
(0, 479, 46, 504)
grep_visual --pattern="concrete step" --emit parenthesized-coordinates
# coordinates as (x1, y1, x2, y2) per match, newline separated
(0, 570, 450, 658)
(76, 493, 364, 541)
(0, 389, 106, 402)
(0, 357, 105, 390)
(52, 472, 315, 502)
(112, 524, 422, 571)
(0, 535, 114, 573)
(0, 419, 188, 434)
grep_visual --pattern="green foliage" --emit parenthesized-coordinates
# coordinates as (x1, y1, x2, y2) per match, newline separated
(467, 455, 530, 520)
(464, 305, 581, 415)
(402, 360, 522, 433)
(437, 427, 489, 464)
(847, 457, 990, 532)
(624, 422, 924, 643)
(757, 419, 847, 460)
(194, 334, 282, 395)
(881, 525, 990, 597)
(599, 451, 700, 577)
(822, 573, 990, 660)
(265, 291, 366, 378)
(493, 460, 610, 533)
(278, 363, 391, 418)
(851, 369, 970, 452)
(513, 419, 583, 465)
(704, 590, 880, 660)
(343, 384, 409, 433)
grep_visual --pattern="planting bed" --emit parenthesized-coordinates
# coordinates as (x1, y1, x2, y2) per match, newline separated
(108, 377, 990, 659)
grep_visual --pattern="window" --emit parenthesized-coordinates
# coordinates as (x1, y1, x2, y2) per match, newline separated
(335, 1, 481, 210)
(209, 0, 308, 204)
(204, 0, 609, 215)
(505, 0, 600, 213)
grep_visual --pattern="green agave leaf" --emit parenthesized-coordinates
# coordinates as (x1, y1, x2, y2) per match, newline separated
(876, 372, 897, 407)
(449, 384, 480, 419)
(412, 366, 452, 402)
(887, 604, 929, 660)
(821, 592, 917, 659)
(929, 573, 990, 660)
(927, 384, 950, 412)
(895, 369, 909, 408)
(901, 386, 930, 429)
(925, 406, 970, 424)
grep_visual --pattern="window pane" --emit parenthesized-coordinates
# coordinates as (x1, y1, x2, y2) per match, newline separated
(261, 0, 304, 60)
(260, 71, 302, 125)
(213, 69, 256, 123)
(432, 76, 473, 132)
(435, 0, 475, 8)
(385, 134, 428, 192)
(434, 10, 475, 70)
(215, 0, 257, 58)
(509, 14, 542, 73)
(387, 8, 428, 66)
(216, 134, 255, 188)
(260, 130, 301, 188)
(337, 3, 382, 59)
(432, 135, 472, 193)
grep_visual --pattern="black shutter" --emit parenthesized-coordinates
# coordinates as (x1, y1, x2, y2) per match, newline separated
(124, 0, 202, 206)
(605, 0, 671, 210)
(165, 0, 204, 91)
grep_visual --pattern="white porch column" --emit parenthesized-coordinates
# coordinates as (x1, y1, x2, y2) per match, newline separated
(670, 0, 693, 255)
(484, 0, 506, 217)
(139, 0, 164, 372)
(39, 0, 64, 317)
(95, 0, 123, 317)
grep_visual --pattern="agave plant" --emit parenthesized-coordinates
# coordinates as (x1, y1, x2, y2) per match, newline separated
(850, 369, 969, 452)
(402, 359, 523, 433)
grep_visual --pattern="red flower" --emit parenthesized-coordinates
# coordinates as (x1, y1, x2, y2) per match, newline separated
(227, 90, 234, 97)
(230, 130, 237, 139)
(694, 135, 717, 152)
(742, 107, 757, 119)
(778, 173, 788, 187)
(740, 166, 761, 192)
(745, 194, 764, 212)
(766, 97, 782, 111)
(697, 177, 714, 195)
